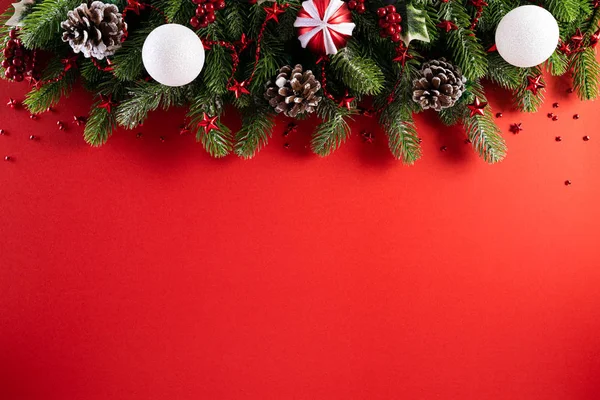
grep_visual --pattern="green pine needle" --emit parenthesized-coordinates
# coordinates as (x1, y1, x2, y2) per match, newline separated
(330, 42, 385, 96)
(572, 47, 600, 100)
(234, 108, 276, 159)
(20, 0, 81, 49)
(84, 99, 117, 147)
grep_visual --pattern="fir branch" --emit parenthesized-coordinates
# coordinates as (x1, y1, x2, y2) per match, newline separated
(446, 28, 488, 80)
(84, 99, 117, 147)
(222, 1, 244, 41)
(20, 0, 81, 49)
(155, 0, 195, 25)
(486, 52, 522, 90)
(312, 99, 354, 157)
(203, 45, 233, 95)
(112, 25, 157, 81)
(545, 51, 569, 76)
(513, 67, 545, 112)
(571, 47, 600, 100)
(115, 82, 188, 129)
(462, 106, 507, 164)
(247, 36, 286, 94)
(234, 108, 276, 159)
(546, 0, 580, 23)
(196, 120, 233, 158)
(330, 42, 385, 96)
(23, 58, 76, 114)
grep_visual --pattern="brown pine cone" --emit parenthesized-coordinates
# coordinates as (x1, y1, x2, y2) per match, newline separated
(61, 1, 127, 60)
(264, 64, 322, 118)
(412, 58, 466, 111)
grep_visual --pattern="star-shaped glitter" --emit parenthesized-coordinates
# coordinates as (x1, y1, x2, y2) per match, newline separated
(338, 90, 355, 110)
(467, 97, 487, 118)
(264, 2, 287, 23)
(98, 94, 116, 113)
(25, 75, 42, 89)
(61, 55, 79, 71)
(437, 20, 458, 32)
(526, 75, 545, 95)
(392, 42, 413, 65)
(361, 130, 374, 143)
(197, 113, 219, 134)
(509, 122, 523, 134)
(558, 40, 571, 55)
(72, 115, 87, 126)
(228, 79, 250, 99)
(234, 33, 252, 51)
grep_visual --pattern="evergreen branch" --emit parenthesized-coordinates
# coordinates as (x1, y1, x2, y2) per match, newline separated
(571, 47, 600, 100)
(23, 59, 76, 114)
(545, 51, 569, 76)
(203, 45, 232, 95)
(486, 52, 522, 90)
(155, 0, 195, 25)
(446, 28, 488, 80)
(112, 25, 156, 81)
(312, 99, 354, 157)
(247, 36, 286, 94)
(546, 0, 580, 23)
(84, 99, 117, 147)
(196, 120, 233, 158)
(234, 108, 276, 159)
(115, 82, 188, 128)
(513, 67, 545, 112)
(20, 0, 81, 49)
(462, 106, 507, 164)
(330, 42, 385, 96)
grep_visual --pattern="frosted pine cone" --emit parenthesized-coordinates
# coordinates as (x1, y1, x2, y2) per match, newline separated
(264, 64, 322, 118)
(412, 58, 466, 111)
(61, 2, 127, 60)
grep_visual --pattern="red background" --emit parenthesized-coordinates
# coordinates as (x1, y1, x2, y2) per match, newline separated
(2, 17, 600, 400)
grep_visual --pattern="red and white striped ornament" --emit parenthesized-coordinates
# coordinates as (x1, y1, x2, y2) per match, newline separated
(294, 0, 355, 55)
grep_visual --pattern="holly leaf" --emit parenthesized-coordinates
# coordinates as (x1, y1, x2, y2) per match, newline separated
(400, 3, 430, 45)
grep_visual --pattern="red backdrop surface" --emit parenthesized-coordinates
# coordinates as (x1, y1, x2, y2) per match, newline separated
(2, 17, 600, 400)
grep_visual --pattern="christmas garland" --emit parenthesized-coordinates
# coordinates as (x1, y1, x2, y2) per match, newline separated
(1, 0, 599, 164)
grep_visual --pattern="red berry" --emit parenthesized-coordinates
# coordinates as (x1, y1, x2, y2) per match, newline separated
(196, 6, 205, 16)
(386, 5, 396, 13)
(355, 3, 365, 13)
(378, 19, 389, 28)
(391, 33, 401, 42)
(189, 16, 200, 28)
(348, 0, 357, 9)
(206, 13, 216, 23)
(14, 48, 23, 57)
(14, 73, 23, 82)
(215, 0, 225, 9)
(9, 29, 18, 39)
(12, 58, 23, 67)
(6, 39, 16, 49)
(386, 25, 397, 35)
(377, 7, 387, 18)
(204, 3, 214, 12)
(3, 48, 13, 58)
(1, 59, 9, 68)
(192, 0, 203, 4)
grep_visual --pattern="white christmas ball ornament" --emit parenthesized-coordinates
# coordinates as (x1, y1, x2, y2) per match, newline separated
(495, 5, 559, 68)
(142, 24, 205, 87)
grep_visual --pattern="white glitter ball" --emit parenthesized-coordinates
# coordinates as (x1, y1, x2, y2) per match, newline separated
(495, 5, 559, 68)
(142, 24, 205, 87)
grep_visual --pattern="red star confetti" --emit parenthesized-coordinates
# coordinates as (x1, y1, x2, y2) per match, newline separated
(392, 42, 413, 65)
(61, 55, 79, 71)
(197, 113, 219, 134)
(361, 130, 374, 143)
(437, 20, 458, 32)
(72, 115, 87, 126)
(526, 75, 545, 95)
(467, 96, 487, 117)
(7, 98, 18, 108)
(125, 0, 146, 15)
(98, 95, 116, 113)
(338, 90, 355, 110)
(228, 79, 250, 99)
(264, 2, 287, 23)
(509, 122, 523, 134)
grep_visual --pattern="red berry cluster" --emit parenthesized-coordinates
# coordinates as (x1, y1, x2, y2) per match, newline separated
(189, 0, 226, 29)
(2, 29, 31, 82)
(377, 5, 402, 43)
(347, 0, 365, 14)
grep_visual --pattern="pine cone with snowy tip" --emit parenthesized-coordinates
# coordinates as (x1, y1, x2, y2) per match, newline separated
(264, 64, 322, 118)
(61, 1, 127, 60)
(412, 58, 466, 111)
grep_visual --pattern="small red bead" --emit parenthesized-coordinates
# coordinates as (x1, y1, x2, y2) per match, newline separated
(496, 112, 503, 118)
(29, 135, 36, 140)
(552, 115, 558, 121)
(583, 135, 590, 141)
(573, 114, 580, 119)
(547, 113, 553, 118)
(555, 136, 562, 142)
(553, 102, 559, 108)
(565, 180, 572, 186)
(29, 114, 36, 120)
(4, 156, 11, 161)
(440, 146, 447, 152)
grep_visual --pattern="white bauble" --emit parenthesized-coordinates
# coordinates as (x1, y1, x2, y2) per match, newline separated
(142, 24, 205, 87)
(495, 5, 559, 68)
